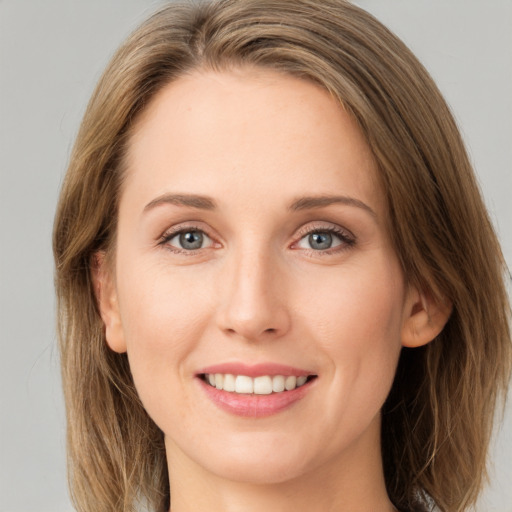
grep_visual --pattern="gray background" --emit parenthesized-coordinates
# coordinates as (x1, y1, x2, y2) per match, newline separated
(0, 1, 510, 511)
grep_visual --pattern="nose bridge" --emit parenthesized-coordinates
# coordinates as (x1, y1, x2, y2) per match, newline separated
(217, 240, 290, 340)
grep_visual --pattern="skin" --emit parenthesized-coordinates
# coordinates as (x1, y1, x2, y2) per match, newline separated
(95, 68, 448, 512)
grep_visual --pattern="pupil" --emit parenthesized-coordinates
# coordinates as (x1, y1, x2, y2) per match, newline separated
(309, 232, 332, 250)
(180, 231, 203, 250)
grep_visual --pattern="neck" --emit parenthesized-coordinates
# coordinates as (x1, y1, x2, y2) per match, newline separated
(165, 417, 396, 512)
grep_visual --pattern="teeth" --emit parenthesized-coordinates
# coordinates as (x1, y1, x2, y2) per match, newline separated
(296, 375, 307, 386)
(223, 373, 236, 392)
(254, 376, 273, 395)
(272, 375, 285, 393)
(204, 373, 312, 394)
(285, 376, 296, 391)
(235, 375, 253, 393)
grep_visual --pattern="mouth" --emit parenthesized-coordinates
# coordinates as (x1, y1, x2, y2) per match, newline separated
(196, 364, 318, 417)
(200, 373, 317, 394)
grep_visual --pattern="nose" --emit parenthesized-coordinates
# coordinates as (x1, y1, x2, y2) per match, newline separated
(216, 246, 291, 341)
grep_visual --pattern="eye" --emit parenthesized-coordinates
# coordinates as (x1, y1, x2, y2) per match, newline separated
(297, 231, 342, 251)
(295, 227, 355, 252)
(163, 229, 213, 251)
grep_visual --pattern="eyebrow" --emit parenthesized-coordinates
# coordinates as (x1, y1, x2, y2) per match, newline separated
(289, 195, 377, 218)
(143, 193, 217, 212)
(143, 192, 376, 218)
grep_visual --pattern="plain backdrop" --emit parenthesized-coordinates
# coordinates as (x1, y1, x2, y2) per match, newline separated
(0, 1, 511, 511)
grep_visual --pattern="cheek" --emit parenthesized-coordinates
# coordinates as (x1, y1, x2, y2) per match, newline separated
(114, 263, 216, 415)
(302, 258, 405, 413)
(300, 257, 405, 340)
(117, 260, 213, 348)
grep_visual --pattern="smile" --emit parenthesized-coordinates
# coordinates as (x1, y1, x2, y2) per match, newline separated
(202, 373, 314, 394)
(197, 364, 318, 417)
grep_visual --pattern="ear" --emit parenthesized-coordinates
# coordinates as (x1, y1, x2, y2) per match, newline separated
(401, 285, 452, 348)
(91, 251, 127, 353)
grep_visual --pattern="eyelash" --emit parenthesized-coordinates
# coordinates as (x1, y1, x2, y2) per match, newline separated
(159, 224, 214, 255)
(158, 223, 356, 255)
(293, 224, 356, 255)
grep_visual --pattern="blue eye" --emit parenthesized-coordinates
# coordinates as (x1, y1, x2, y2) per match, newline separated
(165, 229, 213, 250)
(308, 232, 334, 250)
(296, 228, 353, 251)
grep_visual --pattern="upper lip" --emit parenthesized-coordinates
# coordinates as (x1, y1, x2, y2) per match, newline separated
(197, 362, 315, 378)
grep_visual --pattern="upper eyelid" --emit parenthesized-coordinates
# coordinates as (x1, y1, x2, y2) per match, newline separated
(161, 222, 215, 239)
(294, 221, 355, 239)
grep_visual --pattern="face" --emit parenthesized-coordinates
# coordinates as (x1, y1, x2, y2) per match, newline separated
(100, 68, 422, 485)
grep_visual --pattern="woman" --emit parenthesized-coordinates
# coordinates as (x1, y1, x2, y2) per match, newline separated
(53, 1, 511, 511)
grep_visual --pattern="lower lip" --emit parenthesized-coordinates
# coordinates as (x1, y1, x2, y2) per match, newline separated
(198, 377, 315, 418)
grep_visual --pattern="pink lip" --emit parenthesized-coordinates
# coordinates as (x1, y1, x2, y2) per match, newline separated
(197, 376, 316, 418)
(197, 362, 313, 378)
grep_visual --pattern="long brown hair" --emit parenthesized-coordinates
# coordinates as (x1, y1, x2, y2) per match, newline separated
(53, 1, 511, 511)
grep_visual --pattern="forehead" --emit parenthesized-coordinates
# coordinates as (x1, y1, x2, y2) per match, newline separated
(123, 67, 384, 218)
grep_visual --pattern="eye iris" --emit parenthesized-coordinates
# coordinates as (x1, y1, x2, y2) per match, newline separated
(309, 232, 332, 250)
(179, 231, 203, 250)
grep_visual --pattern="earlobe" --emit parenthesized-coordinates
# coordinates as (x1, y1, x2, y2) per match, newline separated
(401, 286, 452, 348)
(91, 251, 127, 354)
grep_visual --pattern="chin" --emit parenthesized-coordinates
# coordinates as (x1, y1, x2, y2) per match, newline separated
(188, 428, 329, 485)
(206, 454, 309, 485)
